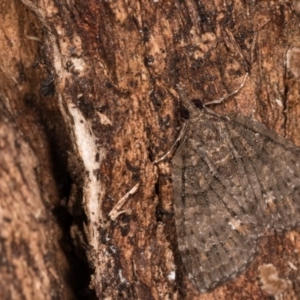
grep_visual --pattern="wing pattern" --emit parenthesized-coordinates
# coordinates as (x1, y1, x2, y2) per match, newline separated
(172, 111, 300, 292)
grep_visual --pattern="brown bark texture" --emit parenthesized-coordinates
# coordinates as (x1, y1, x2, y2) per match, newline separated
(1, 0, 300, 299)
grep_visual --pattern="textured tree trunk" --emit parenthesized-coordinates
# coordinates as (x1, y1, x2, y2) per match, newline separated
(1, 0, 300, 299)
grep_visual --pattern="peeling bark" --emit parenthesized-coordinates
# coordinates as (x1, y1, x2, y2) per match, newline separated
(1, 0, 300, 299)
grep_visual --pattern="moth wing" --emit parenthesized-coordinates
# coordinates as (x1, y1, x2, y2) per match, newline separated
(172, 112, 300, 291)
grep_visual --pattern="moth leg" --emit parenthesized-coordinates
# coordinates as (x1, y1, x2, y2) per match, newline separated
(154, 122, 188, 164)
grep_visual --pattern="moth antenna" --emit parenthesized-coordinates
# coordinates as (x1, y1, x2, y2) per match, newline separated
(204, 73, 249, 107)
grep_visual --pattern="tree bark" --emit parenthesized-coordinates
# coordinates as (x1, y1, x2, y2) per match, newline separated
(1, 0, 300, 299)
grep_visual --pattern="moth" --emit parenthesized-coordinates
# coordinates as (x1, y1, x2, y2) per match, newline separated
(172, 75, 300, 292)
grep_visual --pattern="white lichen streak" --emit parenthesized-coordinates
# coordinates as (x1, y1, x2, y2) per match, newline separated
(20, 0, 104, 263)
(56, 79, 104, 285)
(55, 78, 104, 257)
(68, 104, 104, 238)
(51, 27, 104, 257)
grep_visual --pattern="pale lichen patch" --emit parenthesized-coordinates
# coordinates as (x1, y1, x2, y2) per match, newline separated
(259, 264, 290, 298)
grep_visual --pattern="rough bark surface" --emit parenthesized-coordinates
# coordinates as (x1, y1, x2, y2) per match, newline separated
(1, 0, 300, 299)
(0, 102, 69, 299)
